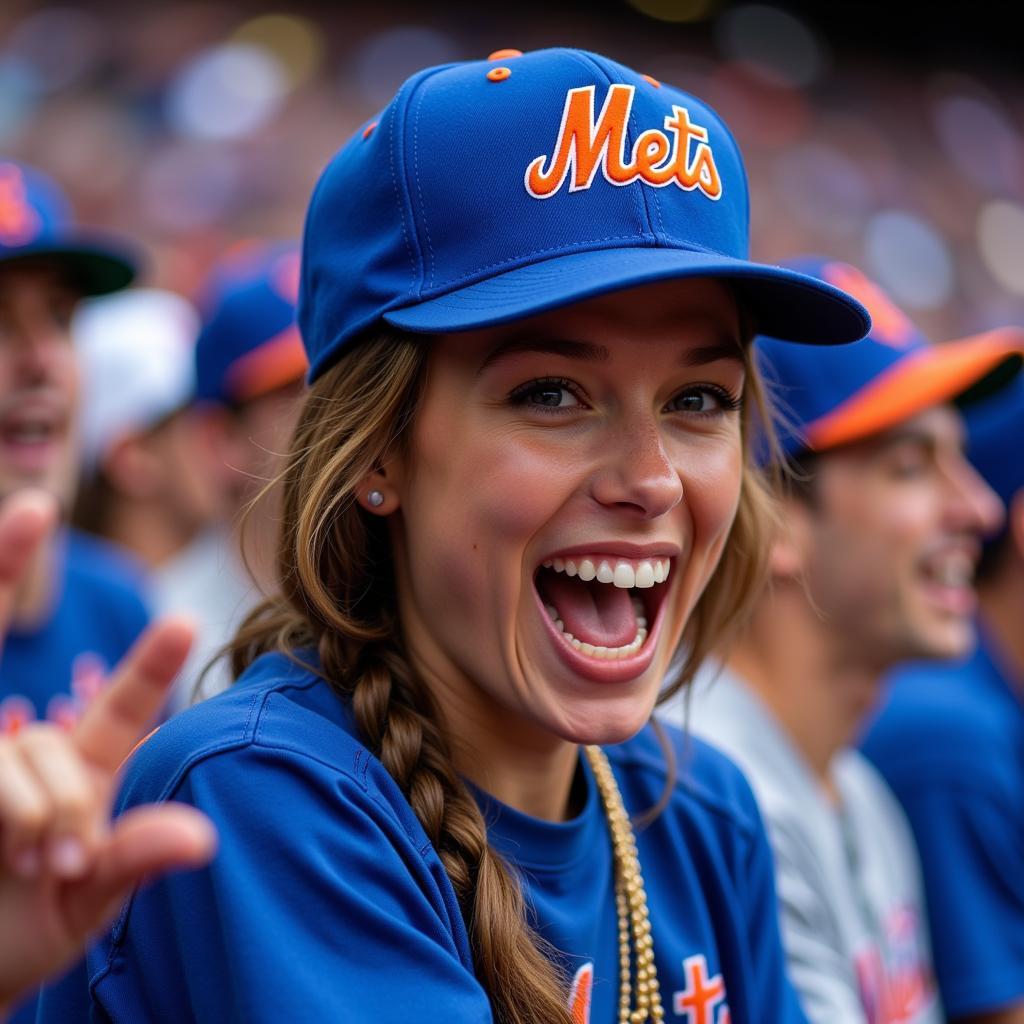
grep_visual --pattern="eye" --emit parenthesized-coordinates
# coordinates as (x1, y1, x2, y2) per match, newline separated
(508, 377, 585, 411)
(664, 384, 742, 415)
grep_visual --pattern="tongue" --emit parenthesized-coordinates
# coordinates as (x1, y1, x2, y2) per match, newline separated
(539, 571, 638, 647)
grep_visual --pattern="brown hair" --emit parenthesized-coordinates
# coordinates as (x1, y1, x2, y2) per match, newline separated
(230, 325, 777, 1023)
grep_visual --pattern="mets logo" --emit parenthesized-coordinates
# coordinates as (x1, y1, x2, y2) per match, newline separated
(525, 84, 723, 202)
(0, 163, 42, 247)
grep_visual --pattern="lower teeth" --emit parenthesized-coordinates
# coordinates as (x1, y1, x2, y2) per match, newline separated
(544, 597, 649, 659)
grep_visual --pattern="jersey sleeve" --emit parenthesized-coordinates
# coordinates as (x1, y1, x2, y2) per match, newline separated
(894, 780, 1024, 1017)
(39, 743, 493, 1024)
(766, 814, 869, 1024)
(733, 771, 813, 1024)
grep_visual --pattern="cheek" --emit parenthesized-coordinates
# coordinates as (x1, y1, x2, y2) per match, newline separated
(677, 436, 744, 556)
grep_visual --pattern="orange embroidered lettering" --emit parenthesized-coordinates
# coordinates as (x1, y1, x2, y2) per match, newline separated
(525, 85, 723, 202)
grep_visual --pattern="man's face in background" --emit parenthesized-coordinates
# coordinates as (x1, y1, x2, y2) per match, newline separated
(0, 263, 80, 509)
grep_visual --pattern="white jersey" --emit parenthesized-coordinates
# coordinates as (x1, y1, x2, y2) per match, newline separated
(662, 666, 942, 1024)
(151, 528, 257, 714)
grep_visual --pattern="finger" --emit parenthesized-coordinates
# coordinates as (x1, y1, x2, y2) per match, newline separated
(0, 489, 59, 641)
(60, 803, 217, 941)
(17, 726, 103, 879)
(73, 617, 194, 775)
(0, 737, 51, 876)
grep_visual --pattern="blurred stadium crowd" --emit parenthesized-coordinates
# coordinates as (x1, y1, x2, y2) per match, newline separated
(3, 5, 1024, 1023)
(1, 0, 1023, 344)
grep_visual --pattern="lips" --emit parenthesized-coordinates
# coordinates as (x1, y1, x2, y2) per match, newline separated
(0, 401, 68, 475)
(917, 544, 979, 618)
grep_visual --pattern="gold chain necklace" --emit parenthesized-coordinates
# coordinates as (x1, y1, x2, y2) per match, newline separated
(583, 745, 665, 1024)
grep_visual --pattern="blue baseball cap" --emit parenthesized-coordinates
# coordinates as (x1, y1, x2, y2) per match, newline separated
(299, 47, 871, 382)
(194, 240, 308, 406)
(965, 372, 1024, 514)
(0, 159, 136, 295)
(755, 257, 1024, 457)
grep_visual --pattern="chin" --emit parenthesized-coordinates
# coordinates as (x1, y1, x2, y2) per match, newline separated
(545, 687, 661, 747)
(904, 616, 976, 663)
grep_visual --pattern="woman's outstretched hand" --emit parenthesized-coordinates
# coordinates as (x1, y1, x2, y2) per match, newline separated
(0, 490, 217, 1013)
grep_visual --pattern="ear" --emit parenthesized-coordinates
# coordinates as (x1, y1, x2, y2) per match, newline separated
(355, 459, 402, 516)
(768, 495, 813, 580)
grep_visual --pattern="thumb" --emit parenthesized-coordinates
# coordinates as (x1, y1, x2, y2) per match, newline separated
(60, 804, 217, 940)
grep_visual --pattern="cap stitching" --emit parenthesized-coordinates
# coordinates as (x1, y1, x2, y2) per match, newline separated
(570, 51, 653, 238)
(422, 232, 657, 293)
(387, 86, 419, 296)
(411, 82, 437, 291)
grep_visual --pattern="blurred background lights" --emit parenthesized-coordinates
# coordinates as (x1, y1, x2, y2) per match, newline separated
(167, 42, 289, 140)
(2, 6, 105, 95)
(931, 90, 1024, 196)
(624, 0, 718, 23)
(977, 201, 1024, 296)
(231, 14, 325, 89)
(715, 4, 825, 88)
(865, 210, 955, 311)
(352, 27, 460, 109)
(771, 142, 872, 236)
(0, 60, 37, 141)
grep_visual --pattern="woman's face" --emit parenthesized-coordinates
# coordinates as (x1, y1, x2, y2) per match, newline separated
(385, 278, 746, 748)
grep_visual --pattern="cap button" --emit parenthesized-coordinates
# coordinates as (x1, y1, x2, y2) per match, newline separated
(487, 67, 512, 82)
(487, 48, 523, 60)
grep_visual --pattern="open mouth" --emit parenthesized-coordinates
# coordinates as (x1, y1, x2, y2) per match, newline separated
(532, 554, 673, 670)
(917, 546, 978, 616)
(0, 406, 66, 472)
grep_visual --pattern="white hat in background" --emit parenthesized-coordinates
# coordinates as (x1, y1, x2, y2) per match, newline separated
(74, 288, 200, 471)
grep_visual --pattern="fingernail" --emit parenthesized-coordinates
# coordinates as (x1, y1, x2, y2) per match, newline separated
(11, 847, 40, 878)
(49, 836, 87, 877)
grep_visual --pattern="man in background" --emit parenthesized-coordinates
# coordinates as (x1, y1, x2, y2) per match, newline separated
(72, 287, 213, 574)
(0, 159, 151, 738)
(156, 240, 307, 709)
(863, 373, 1024, 1024)
(670, 257, 1023, 1024)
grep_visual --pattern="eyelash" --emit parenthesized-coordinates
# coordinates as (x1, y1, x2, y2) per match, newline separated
(507, 377, 743, 415)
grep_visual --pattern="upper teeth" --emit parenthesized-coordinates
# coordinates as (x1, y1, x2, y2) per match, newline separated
(541, 557, 670, 589)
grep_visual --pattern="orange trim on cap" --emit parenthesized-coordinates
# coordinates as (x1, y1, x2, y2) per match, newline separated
(805, 328, 1024, 452)
(487, 67, 511, 82)
(642, 74, 661, 88)
(225, 324, 308, 402)
(488, 48, 523, 60)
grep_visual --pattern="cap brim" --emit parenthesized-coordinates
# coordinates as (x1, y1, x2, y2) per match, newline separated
(805, 327, 1024, 451)
(383, 246, 870, 346)
(0, 231, 138, 296)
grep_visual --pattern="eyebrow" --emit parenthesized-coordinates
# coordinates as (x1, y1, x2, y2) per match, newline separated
(477, 333, 743, 376)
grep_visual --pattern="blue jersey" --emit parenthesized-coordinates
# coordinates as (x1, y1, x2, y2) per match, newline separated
(0, 524, 149, 733)
(1, 529, 149, 1024)
(39, 651, 807, 1024)
(0, 529, 150, 735)
(861, 630, 1024, 1018)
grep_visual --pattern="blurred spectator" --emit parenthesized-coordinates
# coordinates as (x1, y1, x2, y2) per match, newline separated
(72, 287, 213, 569)
(2, 5, 1023, 345)
(157, 239, 306, 711)
(862, 371, 1024, 1024)
(666, 259, 1023, 1024)
(0, 156, 152, 1024)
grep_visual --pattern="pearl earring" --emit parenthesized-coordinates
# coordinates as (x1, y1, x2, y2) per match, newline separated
(367, 490, 385, 508)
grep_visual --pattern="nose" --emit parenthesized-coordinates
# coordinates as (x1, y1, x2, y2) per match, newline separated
(590, 416, 684, 520)
(8, 315, 63, 385)
(946, 453, 1004, 539)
